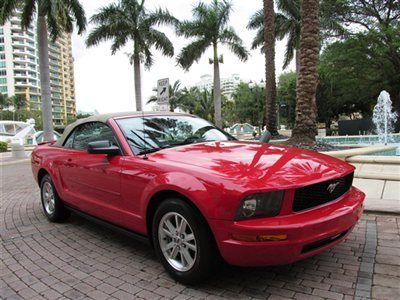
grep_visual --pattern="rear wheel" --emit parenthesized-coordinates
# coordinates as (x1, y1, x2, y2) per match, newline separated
(40, 174, 70, 222)
(152, 198, 218, 284)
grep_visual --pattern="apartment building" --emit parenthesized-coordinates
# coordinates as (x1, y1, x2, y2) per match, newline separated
(0, 14, 76, 126)
(195, 73, 242, 100)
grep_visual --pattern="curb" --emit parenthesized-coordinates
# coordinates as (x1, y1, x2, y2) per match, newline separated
(364, 208, 400, 215)
(355, 173, 400, 181)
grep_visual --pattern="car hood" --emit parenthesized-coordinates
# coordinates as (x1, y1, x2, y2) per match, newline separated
(151, 141, 354, 191)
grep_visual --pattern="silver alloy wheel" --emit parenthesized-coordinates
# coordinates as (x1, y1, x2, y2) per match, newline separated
(158, 212, 197, 272)
(43, 182, 55, 215)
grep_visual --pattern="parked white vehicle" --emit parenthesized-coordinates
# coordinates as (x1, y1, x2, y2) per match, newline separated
(0, 120, 36, 144)
(26, 131, 61, 145)
(0, 119, 61, 145)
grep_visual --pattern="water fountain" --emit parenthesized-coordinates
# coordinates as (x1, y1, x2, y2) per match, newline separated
(372, 90, 398, 145)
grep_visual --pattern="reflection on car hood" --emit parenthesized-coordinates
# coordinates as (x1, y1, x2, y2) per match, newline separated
(151, 141, 354, 190)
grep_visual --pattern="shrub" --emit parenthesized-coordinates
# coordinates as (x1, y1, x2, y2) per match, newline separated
(0, 141, 8, 152)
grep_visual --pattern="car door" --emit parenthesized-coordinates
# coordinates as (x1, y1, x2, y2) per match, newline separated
(57, 121, 123, 223)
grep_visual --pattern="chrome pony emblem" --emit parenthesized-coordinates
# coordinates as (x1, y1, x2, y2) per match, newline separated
(327, 182, 340, 194)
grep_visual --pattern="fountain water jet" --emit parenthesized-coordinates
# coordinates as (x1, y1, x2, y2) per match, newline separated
(372, 91, 398, 145)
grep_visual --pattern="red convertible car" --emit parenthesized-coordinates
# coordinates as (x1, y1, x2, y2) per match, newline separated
(31, 112, 365, 284)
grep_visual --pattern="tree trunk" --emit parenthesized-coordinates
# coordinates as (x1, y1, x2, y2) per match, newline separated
(295, 49, 300, 78)
(263, 0, 278, 135)
(133, 54, 142, 111)
(213, 42, 222, 128)
(289, 0, 320, 144)
(37, 16, 54, 141)
(169, 93, 174, 112)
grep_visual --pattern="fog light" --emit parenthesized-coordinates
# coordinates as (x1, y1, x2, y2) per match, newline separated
(232, 234, 287, 242)
(257, 234, 287, 241)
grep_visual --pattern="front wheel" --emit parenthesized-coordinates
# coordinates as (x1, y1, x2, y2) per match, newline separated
(40, 174, 70, 222)
(152, 198, 219, 284)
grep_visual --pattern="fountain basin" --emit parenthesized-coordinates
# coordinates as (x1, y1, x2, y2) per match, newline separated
(321, 145, 398, 159)
(321, 145, 400, 181)
(317, 133, 400, 156)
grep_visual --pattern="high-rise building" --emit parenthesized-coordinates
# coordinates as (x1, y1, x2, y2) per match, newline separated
(195, 73, 242, 100)
(0, 13, 76, 126)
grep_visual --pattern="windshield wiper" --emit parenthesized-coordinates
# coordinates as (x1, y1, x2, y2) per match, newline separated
(137, 139, 220, 155)
(138, 148, 161, 155)
(137, 144, 174, 155)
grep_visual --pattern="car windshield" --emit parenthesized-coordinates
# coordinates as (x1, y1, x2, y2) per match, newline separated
(116, 115, 235, 155)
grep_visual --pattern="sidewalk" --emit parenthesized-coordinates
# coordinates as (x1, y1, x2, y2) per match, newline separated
(353, 178, 400, 214)
(0, 151, 31, 166)
(351, 160, 400, 181)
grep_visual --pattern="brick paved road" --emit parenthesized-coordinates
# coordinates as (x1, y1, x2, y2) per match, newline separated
(1, 162, 399, 300)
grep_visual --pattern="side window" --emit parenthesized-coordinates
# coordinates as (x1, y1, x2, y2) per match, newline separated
(63, 122, 119, 150)
(63, 131, 74, 148)
(73, 123, 97, 150)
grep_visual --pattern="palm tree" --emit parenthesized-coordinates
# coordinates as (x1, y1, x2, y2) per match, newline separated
(196, 90, 215, 122)
(249, 0, 300, 73)
(180, 87, 201, 114)
(0, 93, 8, 110)
(263, 0, 278, 136)
(1, 0, 86, 141)
(176, 0, 249, 128)
(9, 94, 26, 110)
(248, 0, 344, 74)
(289, 0, 320, 144)
(147, 80, 184, 112)
(86, 0, 177, 111)
(0, 93, 10, 120)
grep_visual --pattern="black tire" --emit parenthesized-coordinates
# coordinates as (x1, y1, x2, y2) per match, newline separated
(152, 198, 219, 284)
(40, 174, 70, 222)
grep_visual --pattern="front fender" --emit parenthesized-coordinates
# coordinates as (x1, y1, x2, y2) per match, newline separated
(32, 148, 64, 197)
(141, 171, 218, 220)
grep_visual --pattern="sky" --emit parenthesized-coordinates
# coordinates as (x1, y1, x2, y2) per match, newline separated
(71, 0, 295, 114)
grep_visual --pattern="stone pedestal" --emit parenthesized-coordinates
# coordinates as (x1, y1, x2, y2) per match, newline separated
(11, 142, 25, 159)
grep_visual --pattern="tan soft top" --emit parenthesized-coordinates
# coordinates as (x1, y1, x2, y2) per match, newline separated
(55, 111, 191, 146)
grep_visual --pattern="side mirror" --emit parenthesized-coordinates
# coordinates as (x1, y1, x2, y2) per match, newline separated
(87, 140, 120, 156)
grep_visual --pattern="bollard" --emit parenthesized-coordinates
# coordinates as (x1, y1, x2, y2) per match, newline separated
(11, 140, 25, 159)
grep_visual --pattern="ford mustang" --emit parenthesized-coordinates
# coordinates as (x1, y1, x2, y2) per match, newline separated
(31, 112, 365, 284)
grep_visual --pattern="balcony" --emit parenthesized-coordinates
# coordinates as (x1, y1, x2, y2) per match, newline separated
(14, 64, 28, 70)
(13, 56, 31, 64)
(14, 79, 28, 85)
(25, 51, 36, 58)
(14, 72, 28, 78)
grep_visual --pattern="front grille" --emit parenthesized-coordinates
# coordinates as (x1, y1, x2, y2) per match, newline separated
(293, 172, 354, 212)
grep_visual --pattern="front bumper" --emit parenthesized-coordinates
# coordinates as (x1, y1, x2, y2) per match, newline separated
(210, 186, 365, 266)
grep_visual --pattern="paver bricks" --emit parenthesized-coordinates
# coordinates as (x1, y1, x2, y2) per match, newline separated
(312, 288, 344, 300)
(371, 286, 400, 300)
(1, 162, 400, 300)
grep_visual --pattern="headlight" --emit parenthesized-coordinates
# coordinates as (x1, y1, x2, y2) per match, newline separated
(235, 191, 284, 220)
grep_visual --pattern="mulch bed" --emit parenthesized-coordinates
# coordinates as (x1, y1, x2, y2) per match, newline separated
(244, 135, 348, 152)
(288, 142, 348, 152)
